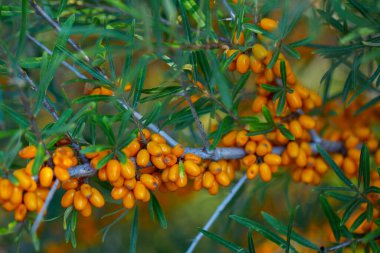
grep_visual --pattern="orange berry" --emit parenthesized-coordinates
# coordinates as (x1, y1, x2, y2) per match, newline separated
(89, 188, 105, 208)
(54, 166, 70, 181)
(98, 167, 108, 181)
(294, 85, 309, 99)
(10, 187, 23, 205)
(256, 141, 271, 156)
(236, 54, 250, 74)
(100, 86, 113, 95)
(263, 154, 282, 166)
(289, 120, 303, 139)
(3, 201, 17, 211)
(222, 131, 238, 147)
(106, 159, 121, 182)
(164, 154, 178, 166)
(287, 142, 300, 158)
(202, 171, 215, 189)
(355, 127, 371, 140)
(242, 154, 257, 167)
(226, 49, 241, 60)
(301, 169, 315, 184)
(133, 182, 147, 200)
(184, 153, 202, 164)
(264, 68, 274, 82)
(124, 178, 137, 190)
(172, 144, 185, 157)
(193, 174, 203, 191)
(259, 163, 272, 182)
(168, 164, 180, 182)
(111, 176, 125, 188)
(151, 155, 167, 170)
(123, 191, 135, 209)
(74, 191, 88, 211)
(175, 173, 188, 188)
(123, 140, 141, 157)
(151, 134, 166, 144)
(300, 142, 312, 156)
(332, 154, 344, 167)
(252, 96, 268, 113)
(18, 145, 37, 159)
(61, 189, 75, 208)
(347, 149, 361, 161)
(0, 179, 13, 200)
(120, 159, 136, 179)
(39, 166, 53, 187)
(208, 161, 222, 174)
(343, 158, 356, 175)
(36, 187, 49, 200)
(13, 170, 32, 190)
(245, 141, 257, 154)
(14, 204, 27, 221)
(286, 92, 302, 110)
(80, 184, 93, 198)
(375, 149, 380, 165)
(260, 18, 278, 31)
(296, 149, 307, 167)
(184, 160, 201, 177)
(147, 141, 163, 156)
(345, 136, 359, 149)
(249, 56, 264, 73)
(246, 164, 259, 179)
(367, 137, 379, 152)
(24, 192, 37, 211)
(208, 181, 219, 195)
(80, 203, 92, 217)
(236, 130, 249, 147)
(299, 115, 316, 130)
(140, 174, 159, 190)
(315, 158, 328, 175)
(233, 31, 245, 45)
(252, 44, 268, 60)
(136, 149, 150, 167)
(62, 178, 79, 190)
(137, 129, 151, 141)
(111, 187, 128, 200)
(216, 171, 231, 186)
(281, 150, 291, 166)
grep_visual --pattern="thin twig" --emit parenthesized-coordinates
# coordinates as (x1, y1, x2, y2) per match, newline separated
(185, 174, 248, 253)
(322, 235, 380, 252)
(31, 180, 59, 234)
(222, 0, 236, 21)
(181, 76, 210, 150)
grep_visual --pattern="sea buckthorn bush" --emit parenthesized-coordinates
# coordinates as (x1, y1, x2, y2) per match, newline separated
(0, 0, 380, 252)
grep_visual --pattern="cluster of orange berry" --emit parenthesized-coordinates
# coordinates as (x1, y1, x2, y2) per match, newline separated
(88, 81, 131, 96)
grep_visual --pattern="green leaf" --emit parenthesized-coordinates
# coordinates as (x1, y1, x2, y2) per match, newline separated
(15, 0, 27, 59)
(276, 91, 286, 116)
(80, 145, 111, 154)
(100, 210, 129, 242)
(233, 72, 250, 100)
(260, 85, 282, 93)
(285, 205, 299, 253)
(209, 116, 234, 150)
(316, 145, 355, 189)
(340, 198, 364, 225)
(355, 95, 380, 115)
(32, 232, 40, 251)
(320, 195, 341, 242)
(132, 65, 147, 109)
(72, 95, 115, 104)
(261, 212, 319, 250)
(248, 229, 255, 253)
(199, 229, 248, 253)
(130, 206, 139, 253)
(262, 105, 275, 126)
(96, 153, 114, 170)
(277, 124, 295, 141)
(149, 193, 168, 229)
(358, 144, 370, 191)
(267, 47, 280, 69)
(283, 44, 301, 60)
(349, 211, 366, 232)
(280, 61, 287, 87)
(178, 0, 192, 43)
(0, 104, 29, 128)
(180, 0, 205, 28)
(244, 23, 277, 40)
(141, 102, 162, 128)
(230, 215, 296, 252)
(31, 143, 45, 175)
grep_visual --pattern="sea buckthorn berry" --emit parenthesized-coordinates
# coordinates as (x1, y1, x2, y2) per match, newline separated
(176, 174, 188, 188)
(98, 168, 108, 181)
(242, 154, 257, 167)
(27, 180, 37, 192)
(300, 142, 312, 156)
(62, 178, 79, 190)
(193, 174, 203, 191)
(123, 140, 141, 157)
(100, 86, 113, 95)
(259, 163, 272, 182)
(0, 179, 13, 200)
(236, 54, 250, 74)
(343, 157, 356, 175)
(294, 85, 309, 99)
(81, 203, 92, 217)
(332, 154, 344, 167)
(138, 129, 151, 141)
(159, 144, 172, 155)
(39, 166, 53, 187)
(111, 177, 125, 188)
(256, 141, 271, 157)
(36, 188, 49, 200)
(120, 159, 136, 179)
(124, 178, 137, 190)
(299, 115, 316, 130)
(249, 135, 265, 142)
(236, 130, 249, 147)
(252, 96, 267, 113)
(286, 92, 302, 110)
(168, 164, 179, 182)
(172, 144, 185, 157)
(375, 149, 380, 165)
(233, 31, 245, 45)
(123, 191, 135, 209)
(54, 166, 70, 182)
(19, 145, 37, 159)
(281, 150, 291, 166)
(111, 187, 128, 200)
(25, 160, 34, 175)
(301, 169, 315, 184)
(147, 141, 163, 156)
(3, 201, 17, 211)
(184, 153, 202, 164)
(202, 171, 215, 189)
(287, 142, 299, 158)
(164, 154, 178, 166)
(151, 155, 167, 170)
(10, 187, 23, 205)
(13, 170, 32, 190)
(263, 154, 282, 166)
(264, 68, 274, 82)
(208, 162, 222, 174)
(184, 160, 201, 177)
(74, 191, 88, 211)
(61, 189, 76, 208)
(315, 158, 328, 175)
(222, 131, 238, 147)
(228, 61, 236, 71)
(136, 149, 150, 167)
(80, 184, 93, 198)
(208, 181, 219, 195)
(15, 204, 27, 221)
(296, 149, 307, 167)
(140, 174, 159, 191)
(246, 164, 259, 180)
(24, 192, 37, 211)
(89, 188, 105, 208)
(106, 159, 121, 182)
(289, 120, 303, 139)
(226, 49, 241, 61)
(260, 18, 278, 31)
(151, 134, 166, 144)
(348, 149, 361, 161)
(249, 56, 264, 73)
(367, 137, 379, 152)
(133, 182, 147, 200)
(216, 171, 231, 187)
(345, 136, 359, 149)
(252, 44, 268, 60)
(309, 92, 322, 107)
(245, 141, 257, 154)
(355, 127, 370, 140)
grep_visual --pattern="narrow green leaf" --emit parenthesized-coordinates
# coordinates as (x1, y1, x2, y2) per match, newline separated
(316, 145, 355, 189)
(248, 229, 255, 253)
(0, 103, 29, 128)
(132, 65, 147, 109)
(285, 205, 299, 253)
(320, 195, 341, 242)
(349, 211, 366, 232)
(277, 124, 295, 141)
(130, 206, 139, 253)
(100, 210, 129, 242)
(178, 0, 192, 43)
(31, 143, 45, 175)
(15, 0, 27, 59)
(340, 198, 364, 225)
(80, 145, 111, 154)
(96, 153, 114, 170)
(358, 144, 370, 191)
(267, 47, 280, 69)
(209, 116, 234, 150)
(262, 105, 275, 126)
(150, 193, 168, 229)
(199, 229, 247, 253)
(260, 85, 282, 93)
(283, 44, 301, 60)
(233, 72, 250, 100)
(72, 95, 115, 104)
(355, 95, 380, 115)
(276, 91, 286, 116)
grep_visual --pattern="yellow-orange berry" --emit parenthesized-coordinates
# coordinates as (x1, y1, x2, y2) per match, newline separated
(286, 142, 299, 159)
(250, 56, 264, 74)
(233, 31, 245, 45)
(259, 163, 272, 182)
(80, 203, 92, 217)
(242, 154, 257, 167)
(252, 96, 268, 113)
(111, 187, 128, 200)
(222, 131, 238, 147)
(123, 191, 135, 209)
(80, 184, 93, 198)
(375, 149, 380, 165)
(208, 162, 222, 174)
(89, 188, 105, 208)
(246, 164, 259, 179)
(10, 187, 23, 205)
(14, 204, 27, 221)
(151, 155, 167, 170)
(345, 136, 359, 149)
(216, 171, 231, 186)
(18, 145, 37, 159)
(74, 191, 88, 211)
(147, 141, 163, 156)
(286, 92, 302, 110)
(236, 130, 249, 147)
(120, 159, 136, 179)
(289, 120, 303, 139)
(236, 54, 250, 74)
(106, 159, 121, 182)
(184, 160, 201, 177)
(0, 179, 13, 200)
(124, 178, 137, 190)
(151, 134, 166, 144)
(263, 154, 282, 166)
(296, 149, 307, 167)
(136, 149, 150, 167)
(133, 182, 147, 200)
(208, 181, 219, 195)
(61, 189, 75, 208)
(172, 144, 185, 157)
(260, 18, 278, 31)
(245, 141, 257, 154)
(24, 192, 37, 211)
(98, 168, 108, 181)
(13, 170, 32, 190)
(164, 154, 178, 167)
(184, 153, 202, 164)
(299, 115, 316, 130)
(39, 166, 53, 187)
(123, 140, 141, 157)
(252, 44, 268, 60)
(315, 158, 328, 175)
(202, 171, 215, 189)
(256, 141, 271, 157)
(343, 157, 356, 175)
(175, 174, 188, 188)
(140, 174, 159, 191)
(54, 166, 70, 182)
(168, 164, 179, 182)
(301, 169, 315, 184)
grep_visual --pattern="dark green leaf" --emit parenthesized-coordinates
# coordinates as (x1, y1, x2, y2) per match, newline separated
(260, 85, 282, 93)
(130, 206, 139, 253)
(340, 198, 364, 225)
(267, 47, 280, 69)
(199, 229, 247, 253)
(320, 195, 341, 242)
(72, 95, 115, 104)
(209, 116, 234, 150)
(0, 103, 29, 128)
(262, 105, 275, 126)
(277, 124, 295, 141)
(355, 95, 380, 115)
(15, 0, 27, 59)
(358, 144, 370, 191)
(31, 143, 45, 175)
(248, 229, 255, 253)
(132, 65, 146, 109)
(285, 205, 299, 253)
(149, 193, 167, 229)
(96, 153, 114, 170)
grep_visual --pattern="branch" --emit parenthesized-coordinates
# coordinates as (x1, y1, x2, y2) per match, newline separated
(322, 235, 380, 252)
